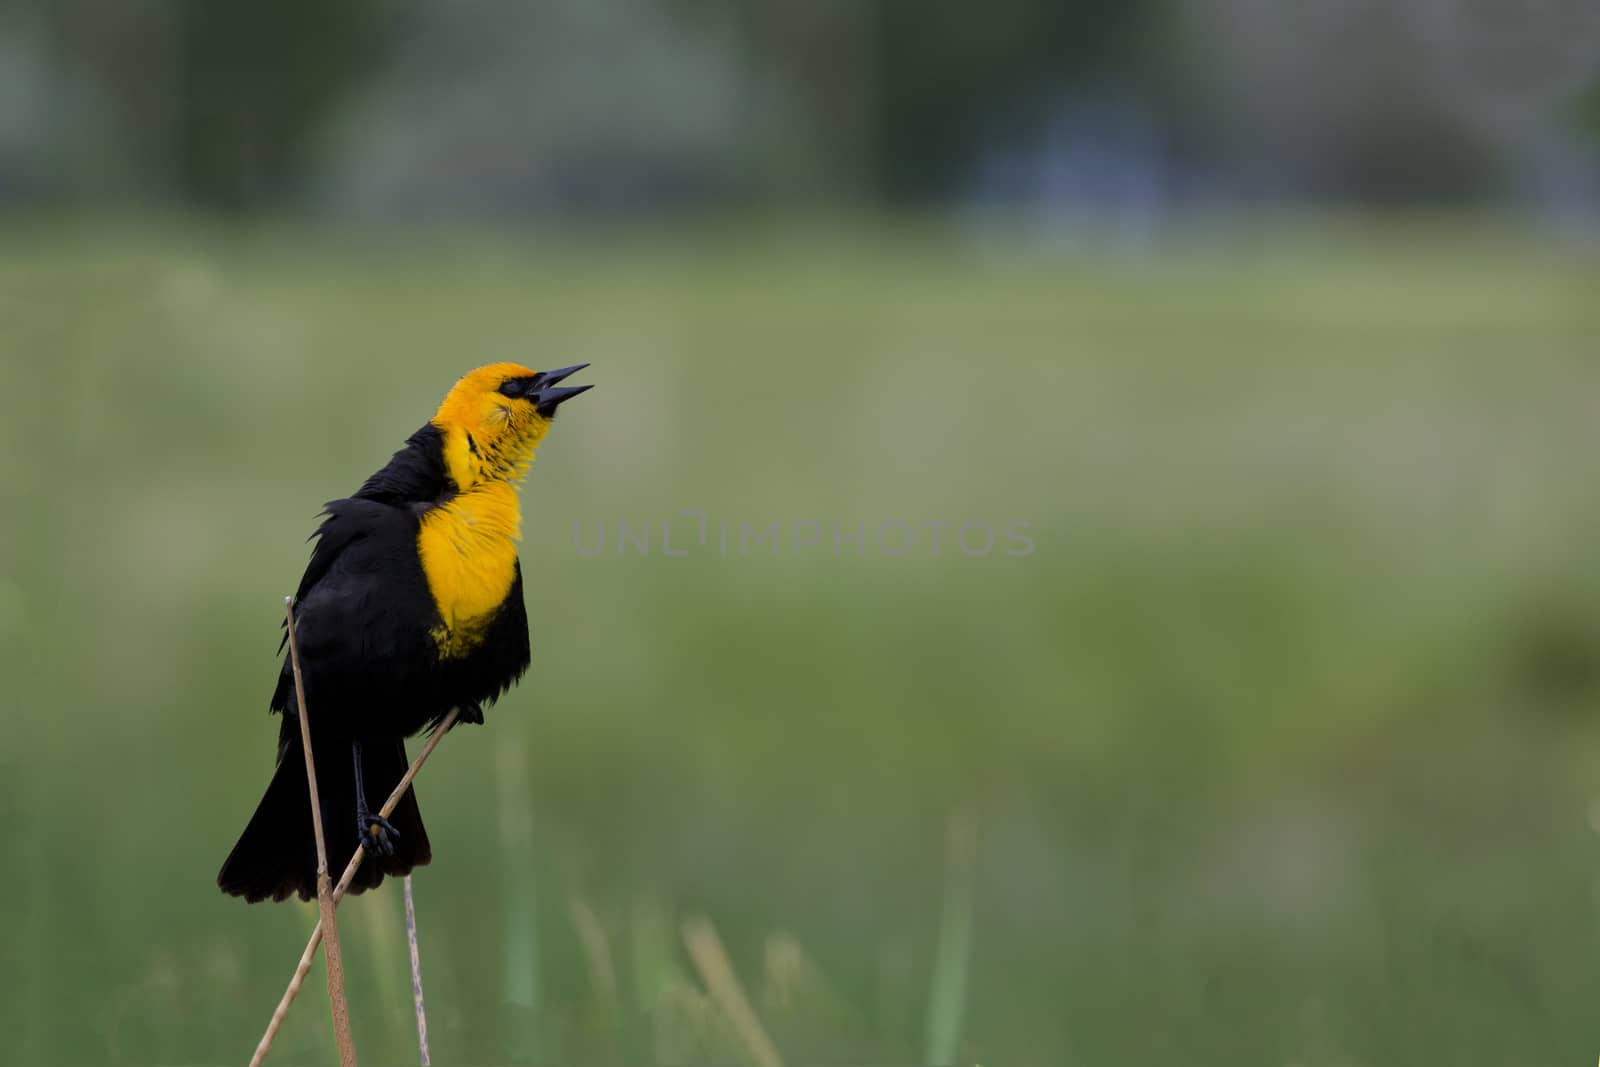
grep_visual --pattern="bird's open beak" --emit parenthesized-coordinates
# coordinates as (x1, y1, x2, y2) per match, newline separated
(535, 363, 588, 387)
(532, 363, 592, 417)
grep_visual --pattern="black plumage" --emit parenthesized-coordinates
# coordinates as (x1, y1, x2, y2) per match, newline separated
(218, 424, 531, 903)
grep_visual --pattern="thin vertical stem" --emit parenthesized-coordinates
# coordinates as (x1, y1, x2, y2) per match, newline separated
(403, 875, 431, 1065)
(924, 808, 978, 1066)
(284, 595, 358, 1067)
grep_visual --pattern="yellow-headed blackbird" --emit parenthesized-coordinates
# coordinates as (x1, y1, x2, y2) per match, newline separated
(218, 362, 591, 903)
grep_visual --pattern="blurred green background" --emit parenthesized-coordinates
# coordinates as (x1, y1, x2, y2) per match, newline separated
(4, 3, 1600, 1066)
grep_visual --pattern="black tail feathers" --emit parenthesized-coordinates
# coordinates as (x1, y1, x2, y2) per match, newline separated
(218, 721, 431, 903)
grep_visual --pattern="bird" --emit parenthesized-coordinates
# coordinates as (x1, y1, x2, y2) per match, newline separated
(218, 362, 591, 903)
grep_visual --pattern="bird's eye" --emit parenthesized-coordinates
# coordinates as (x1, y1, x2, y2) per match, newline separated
(498, 379, 523, 398)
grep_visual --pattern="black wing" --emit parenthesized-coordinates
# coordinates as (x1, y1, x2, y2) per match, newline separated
(284, 423, 448, 636)
(272, 503, 440, 722)
(289, 501, 371, 610)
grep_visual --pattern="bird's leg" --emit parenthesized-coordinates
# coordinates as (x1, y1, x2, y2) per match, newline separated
(456, 700, 485, 726)
(352, 740, 400, 856)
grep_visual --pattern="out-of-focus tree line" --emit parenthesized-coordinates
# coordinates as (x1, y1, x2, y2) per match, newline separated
(4, 0, 1598, 216)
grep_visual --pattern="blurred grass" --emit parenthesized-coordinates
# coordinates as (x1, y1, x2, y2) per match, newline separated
(2, 217, 1600, 1064)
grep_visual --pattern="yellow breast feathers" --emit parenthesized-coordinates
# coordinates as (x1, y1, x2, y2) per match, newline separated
(417, 481, 521, 658)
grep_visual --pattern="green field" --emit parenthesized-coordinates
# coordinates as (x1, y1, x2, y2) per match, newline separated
(3, 219, 1600, 1065)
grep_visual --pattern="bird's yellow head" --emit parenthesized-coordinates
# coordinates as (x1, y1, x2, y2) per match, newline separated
(430, 361, 592, 490)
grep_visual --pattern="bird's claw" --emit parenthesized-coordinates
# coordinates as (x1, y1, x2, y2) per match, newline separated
(357, 810, 400, 856)
(457, 701, 484, 726)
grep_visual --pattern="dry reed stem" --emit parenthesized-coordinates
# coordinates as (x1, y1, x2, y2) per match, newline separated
(682, 915, 784, 1067)
(569, 894, 619, 1006)
(283, 596, 357, 1067)
(246, 704, 462, 1067)
(403, 874, 431, 1065)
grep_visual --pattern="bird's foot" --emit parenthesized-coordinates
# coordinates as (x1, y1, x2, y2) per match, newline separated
(457, 701, 484, 726)
(356, 808, 400, 856)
